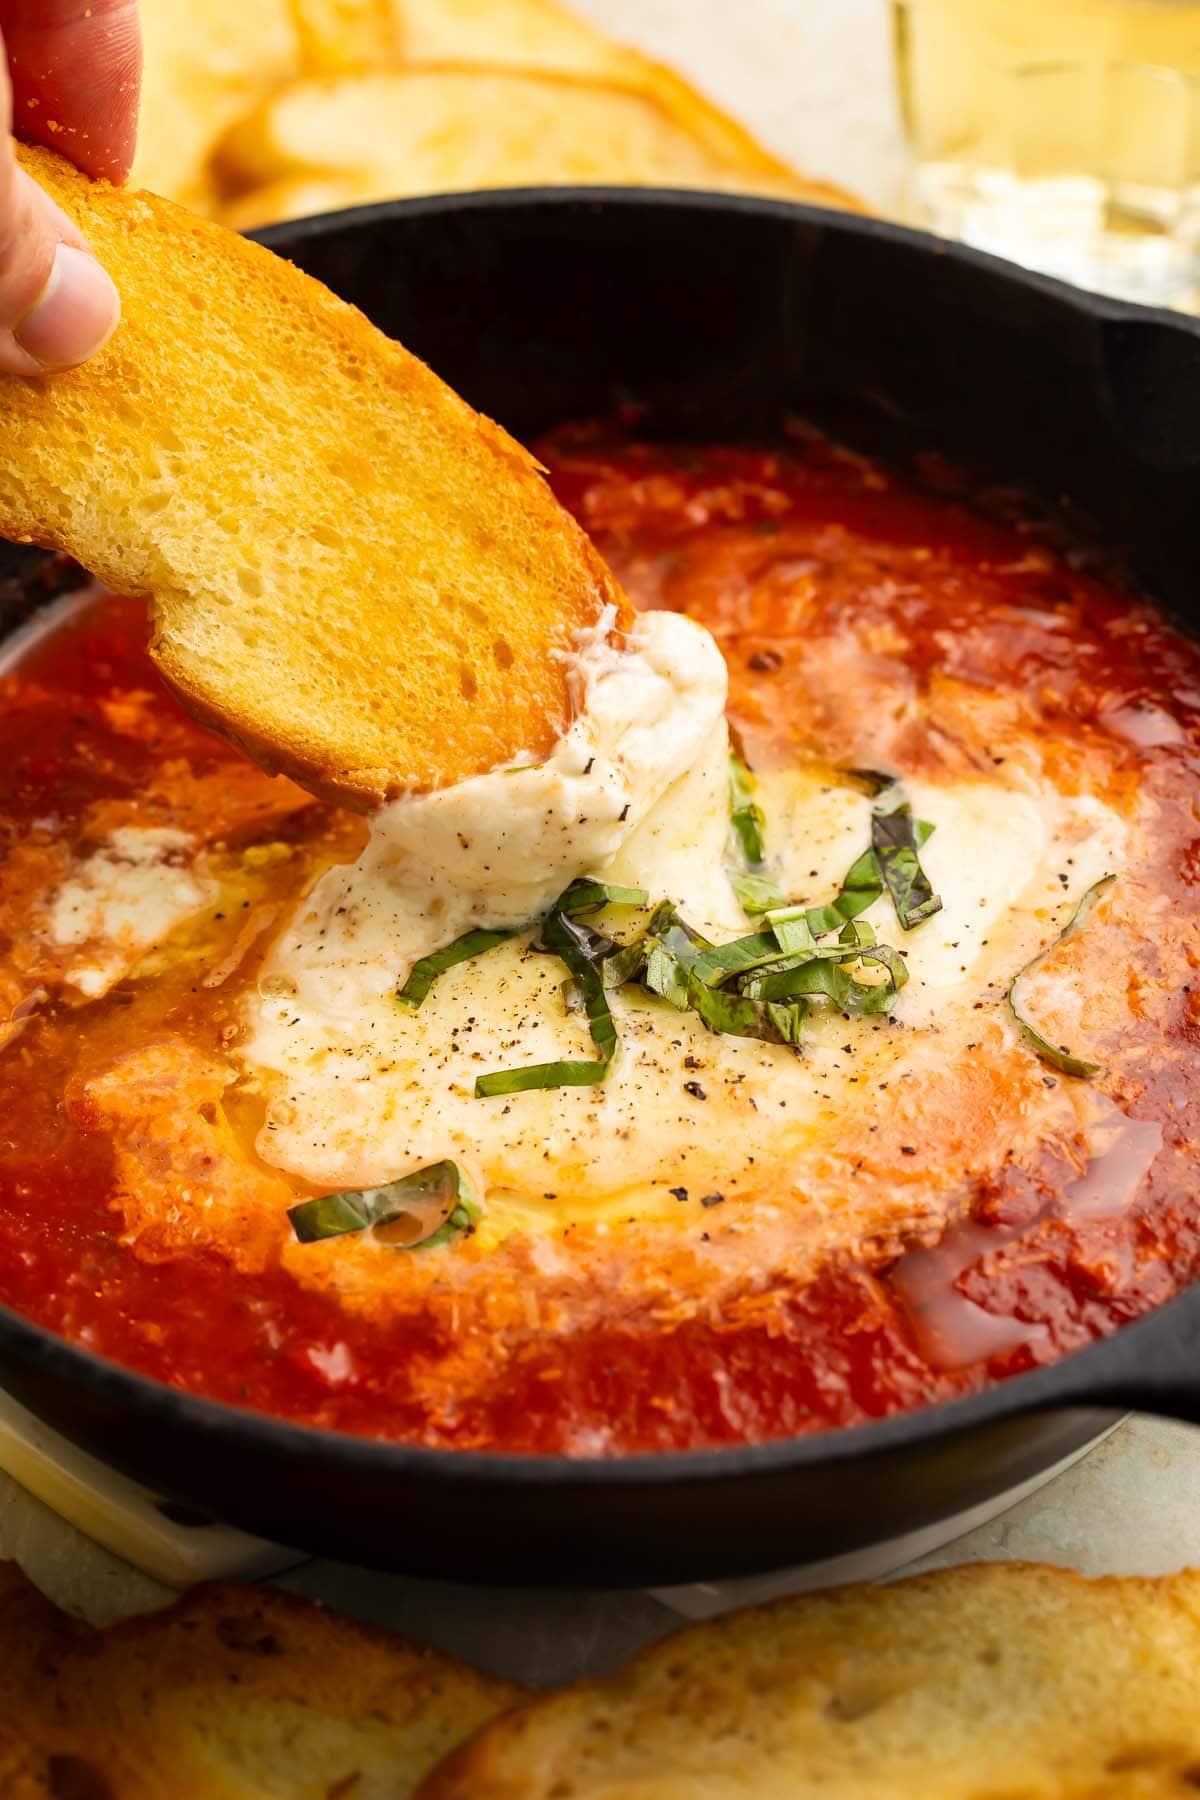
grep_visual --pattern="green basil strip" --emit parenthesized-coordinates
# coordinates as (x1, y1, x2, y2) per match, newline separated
(419, 1197, 484, 1249)
(728, 750, 767, 867)
(654, 903, 714, 954)
(548, 911, 618, 1058)
(764, 907, 819, 958)
(730, 871, 789, 915)
(688, 975, 806, 1046)
(475, 1058, 611, 1095)
(640, 909, 705, 1003)
(397, 927, 517, 1010)
(690, 930, 784, 988)
(476, 906, 617, 1095)
(618, 902, 713, 1010)
(636, 905, 806, 1046)
(601, 937, 650, 989)
(842, 767, 895, 797)
(871, 794, 942, 930)
(763, 922, 883, 971)
(797, 788, 936, 940)
(745, 943, 909, 1014)
(643, 940, 806, 1046)
(728, 913, 877, 979)
(1007, 874, 1116, 1078)
(727, 764, 939, 944)
(288, 1160, 479, 1249)
(557, 878, 649, 915)
(799, 846, 884, 937)
(644, 939, 691, 1010)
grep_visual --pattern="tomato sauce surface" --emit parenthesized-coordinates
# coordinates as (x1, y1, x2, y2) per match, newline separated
(0, 426, 1196, 1453)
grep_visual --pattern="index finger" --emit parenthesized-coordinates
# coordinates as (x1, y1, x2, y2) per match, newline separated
(0, 1, 141, 183)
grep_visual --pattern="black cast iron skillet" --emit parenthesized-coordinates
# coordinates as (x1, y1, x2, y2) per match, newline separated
(2, 189, 1200, 1587)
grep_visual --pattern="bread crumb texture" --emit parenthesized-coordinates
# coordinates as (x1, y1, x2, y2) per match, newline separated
(0, 146, 622, 803)
(0, 1561, 521, 1798)
(418, 1562, 1200, 1799)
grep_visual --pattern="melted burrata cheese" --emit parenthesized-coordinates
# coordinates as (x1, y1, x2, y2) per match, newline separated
(238, 609, 1129, 1241)
(249, 606, 729, 1029)
(47, 827, 217, 1000)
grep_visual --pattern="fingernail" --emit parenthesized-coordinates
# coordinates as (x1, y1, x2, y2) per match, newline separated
(14, 243, 120, 371)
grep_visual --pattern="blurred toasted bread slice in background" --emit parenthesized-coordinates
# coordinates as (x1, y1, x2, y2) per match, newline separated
(130, 0, 863, 226)
(133, 0, 400, 207)
(215, 63, 857, 228)
(389, 0, 826, 187)
(290, 0, 402, 72)
(419, 1563, 1200, 1799)
(0, 1562, 521, 1798)
(132, 0, 298, 209)
(0, 148, 624, 806)
(222, 171, 380, 230)
(394, 0, 676, 78)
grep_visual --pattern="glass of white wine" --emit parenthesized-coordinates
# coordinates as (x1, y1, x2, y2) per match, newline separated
(893, 0, 1200, 310)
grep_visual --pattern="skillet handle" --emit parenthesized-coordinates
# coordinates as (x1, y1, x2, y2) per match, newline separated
(1022, 1285, 1200, 1428)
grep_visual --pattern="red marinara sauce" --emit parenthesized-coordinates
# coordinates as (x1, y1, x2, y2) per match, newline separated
(0, 425, 1195, 1454)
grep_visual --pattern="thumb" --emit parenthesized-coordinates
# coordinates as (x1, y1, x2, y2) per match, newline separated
(0, 63, 119, 375)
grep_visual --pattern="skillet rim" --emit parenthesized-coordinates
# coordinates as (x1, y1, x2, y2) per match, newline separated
(0, 1272, 1172, 1484)
(2, 183, 1197, 1491)
(253, 179, 1200, 333)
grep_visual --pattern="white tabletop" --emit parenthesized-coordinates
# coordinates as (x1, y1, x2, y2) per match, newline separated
(1, 0, 1195, 1679)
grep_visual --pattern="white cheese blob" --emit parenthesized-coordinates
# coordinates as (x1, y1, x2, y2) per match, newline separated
(761, 771, 1124, 1025)
(239, 612, 1129, 1234)
(252, 607, 730, 1029)
(47, 827, 217, 999)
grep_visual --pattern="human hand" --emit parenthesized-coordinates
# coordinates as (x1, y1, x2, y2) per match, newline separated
(0, 1, 140, 375)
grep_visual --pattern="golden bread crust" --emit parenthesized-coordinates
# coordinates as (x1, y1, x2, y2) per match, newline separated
(0, 145, 624, 804)
(0, 1561, 521, 1798)
(419, 1563, 1200, 1798)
